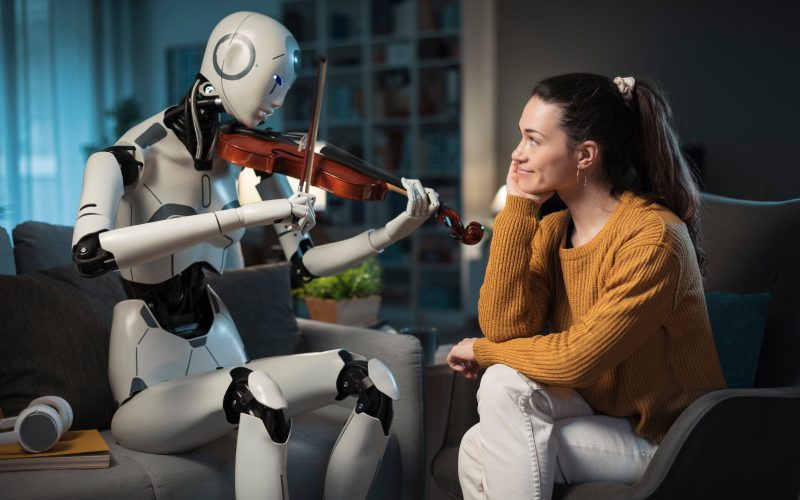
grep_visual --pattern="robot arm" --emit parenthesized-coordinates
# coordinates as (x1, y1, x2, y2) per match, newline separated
(280, 178, 440, 278)
(72, 148, 137, 276)
(72, 152, 315, 277)
(90, 197, 311, 273)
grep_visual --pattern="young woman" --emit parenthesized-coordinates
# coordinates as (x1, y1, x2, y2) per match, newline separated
(447, 73, 726, 500)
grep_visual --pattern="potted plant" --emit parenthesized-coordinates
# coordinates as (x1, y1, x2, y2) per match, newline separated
(293, 257, 383, 327)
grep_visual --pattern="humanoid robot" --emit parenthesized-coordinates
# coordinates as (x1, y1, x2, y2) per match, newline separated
(71, 12, 439, 500)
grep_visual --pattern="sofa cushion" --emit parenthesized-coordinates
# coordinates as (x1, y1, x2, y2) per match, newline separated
(0, 263, 299, 429)
(0, 227, 15, 275)
(12, 221, 74, 274)
(0, 267, 121, 429)
(706, 291, 771, 389)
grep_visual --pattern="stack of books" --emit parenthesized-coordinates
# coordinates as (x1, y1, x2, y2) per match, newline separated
(0, 429, 111, 472)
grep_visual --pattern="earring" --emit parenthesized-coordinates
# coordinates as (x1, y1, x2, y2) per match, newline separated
(576, 168, 588, 188)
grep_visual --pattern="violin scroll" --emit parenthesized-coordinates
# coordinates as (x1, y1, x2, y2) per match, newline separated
(435, 205, 484, 245)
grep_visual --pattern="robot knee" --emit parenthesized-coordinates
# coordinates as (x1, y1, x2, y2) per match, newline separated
(223, 367, 291, 443)
(335, 352, 398, 434)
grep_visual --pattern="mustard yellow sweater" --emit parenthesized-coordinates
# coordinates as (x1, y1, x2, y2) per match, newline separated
(474, 192, 726, 442)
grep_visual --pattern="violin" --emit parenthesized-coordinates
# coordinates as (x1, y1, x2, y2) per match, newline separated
(216, 57, 484, 245)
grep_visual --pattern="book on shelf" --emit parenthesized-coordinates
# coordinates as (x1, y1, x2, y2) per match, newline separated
(0, 429, 111, 472)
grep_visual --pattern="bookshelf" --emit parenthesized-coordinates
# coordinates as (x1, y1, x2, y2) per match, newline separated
(276, 0, 466, 331)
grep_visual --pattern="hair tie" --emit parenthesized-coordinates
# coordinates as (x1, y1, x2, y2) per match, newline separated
(613, 76, 636, 102)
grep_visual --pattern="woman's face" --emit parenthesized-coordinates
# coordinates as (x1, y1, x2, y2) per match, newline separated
(511, 96, 578, 195)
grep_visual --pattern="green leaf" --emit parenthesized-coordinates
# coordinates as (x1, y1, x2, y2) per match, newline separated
(293, 257, 382, 300)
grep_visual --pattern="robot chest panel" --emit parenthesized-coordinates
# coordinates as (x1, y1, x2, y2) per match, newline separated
(132, 146, 240, 223)
(115, 128, 245, 282)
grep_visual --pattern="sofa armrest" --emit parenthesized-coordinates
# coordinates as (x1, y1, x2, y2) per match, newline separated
(557, 386, 800, 500)
(296, 318, 425, 500)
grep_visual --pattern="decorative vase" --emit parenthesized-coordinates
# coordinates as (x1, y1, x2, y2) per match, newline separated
(304, 295, 382, 328)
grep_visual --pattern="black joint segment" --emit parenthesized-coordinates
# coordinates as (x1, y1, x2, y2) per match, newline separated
(194, 158, 213, 171)
(335, 356, 394, 433)
(360, 376, 375, 391)
(289, 238, 317, 289)
(356, 388, 393, 435)
(188, 336, 207, 348)
(118, 377, 148, 407)
(223, 367, 254, 425)
(102, 145, 142, 186)
(139, 305, 158, 328)
(335, 360, 369, 401)
(72, 232, 118, 278)
(129, 377, 147, 398)
(222, 367, 292, 443)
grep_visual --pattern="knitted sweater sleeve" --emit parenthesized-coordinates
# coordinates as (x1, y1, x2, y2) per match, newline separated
(478, 195, 552, 343)
(474, 242, 683, 387)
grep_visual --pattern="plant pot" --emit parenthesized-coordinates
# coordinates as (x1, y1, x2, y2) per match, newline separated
(304, 295, 382, 327)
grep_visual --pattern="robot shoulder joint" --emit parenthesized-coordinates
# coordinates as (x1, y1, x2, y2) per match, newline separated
(101, 145, 142, 186)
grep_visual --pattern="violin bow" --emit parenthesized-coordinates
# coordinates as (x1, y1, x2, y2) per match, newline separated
(298, 55, 328, 194)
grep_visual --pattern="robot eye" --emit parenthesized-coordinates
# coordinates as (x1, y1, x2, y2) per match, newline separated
(269, 74, 283, 95)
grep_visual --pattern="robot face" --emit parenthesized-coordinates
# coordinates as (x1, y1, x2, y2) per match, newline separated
(200, 12, 301, 128)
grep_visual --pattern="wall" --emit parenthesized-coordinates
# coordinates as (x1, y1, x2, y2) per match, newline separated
(494, 0, 800, 201)
(131, 0, 278, 117)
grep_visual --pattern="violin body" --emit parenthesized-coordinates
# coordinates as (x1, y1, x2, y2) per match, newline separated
(217, 123, 484, 245)
(218, 125, 398, 201)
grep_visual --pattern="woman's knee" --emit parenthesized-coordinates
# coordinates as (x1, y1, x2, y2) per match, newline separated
(477, 364, 534, 404)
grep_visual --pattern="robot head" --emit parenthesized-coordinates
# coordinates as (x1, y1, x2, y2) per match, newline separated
(200, 12, 300, 128)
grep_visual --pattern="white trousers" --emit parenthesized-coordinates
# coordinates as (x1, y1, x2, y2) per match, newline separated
(458, 364, 658, 500)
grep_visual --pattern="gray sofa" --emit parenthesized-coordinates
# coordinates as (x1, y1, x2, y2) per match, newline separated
(0, 222, 425, 499)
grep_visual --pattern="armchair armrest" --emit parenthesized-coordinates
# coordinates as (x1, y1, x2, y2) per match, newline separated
(296, 318, 425, 500)
(557, 386, 800, 500)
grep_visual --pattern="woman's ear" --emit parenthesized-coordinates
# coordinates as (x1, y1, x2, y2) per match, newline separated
(576, 140, 600, 169)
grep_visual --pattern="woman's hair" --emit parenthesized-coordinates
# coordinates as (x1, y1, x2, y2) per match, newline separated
(531, 73, 706, 273)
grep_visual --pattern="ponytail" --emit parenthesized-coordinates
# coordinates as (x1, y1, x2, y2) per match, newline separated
(532, 74, 706, 274)
(629, 82, 707, 273)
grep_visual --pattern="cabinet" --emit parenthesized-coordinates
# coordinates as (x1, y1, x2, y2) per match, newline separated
(277, 0, 466, 331)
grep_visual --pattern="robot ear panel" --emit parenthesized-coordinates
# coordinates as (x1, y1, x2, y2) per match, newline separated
(213, 34, 256, 81)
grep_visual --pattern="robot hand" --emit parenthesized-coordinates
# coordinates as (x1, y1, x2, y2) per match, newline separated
(355, 178, 439, 254)
(401, 177, 440, 219)
(288, 192, 316, 234)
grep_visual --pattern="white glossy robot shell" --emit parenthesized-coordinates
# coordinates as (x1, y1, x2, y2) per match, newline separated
(200, 12, 300, 128)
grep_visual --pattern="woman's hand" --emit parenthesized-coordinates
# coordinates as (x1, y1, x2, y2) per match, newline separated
(447, 338, 480, 380)
(506, 160, 554, 205)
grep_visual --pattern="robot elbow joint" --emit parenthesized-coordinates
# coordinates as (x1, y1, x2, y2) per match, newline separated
(72, 232, 118, 277)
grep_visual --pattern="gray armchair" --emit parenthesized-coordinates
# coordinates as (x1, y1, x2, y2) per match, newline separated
(428, 193, 800, 500)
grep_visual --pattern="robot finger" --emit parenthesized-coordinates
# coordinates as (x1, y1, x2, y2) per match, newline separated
(402, 178, 425, 217)
(302, 209, 316, 233)
(425, 188, 440, 215)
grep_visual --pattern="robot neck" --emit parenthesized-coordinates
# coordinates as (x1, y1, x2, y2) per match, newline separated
(164, 89, 224, 170)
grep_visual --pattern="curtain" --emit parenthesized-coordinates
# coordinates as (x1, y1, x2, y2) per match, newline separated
(0, 0, 134, 232)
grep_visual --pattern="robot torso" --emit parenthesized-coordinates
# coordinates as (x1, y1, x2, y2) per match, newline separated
(114, 111, 244, 285)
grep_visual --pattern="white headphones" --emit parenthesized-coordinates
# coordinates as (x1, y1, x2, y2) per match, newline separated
(0, 396, 73, 453)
